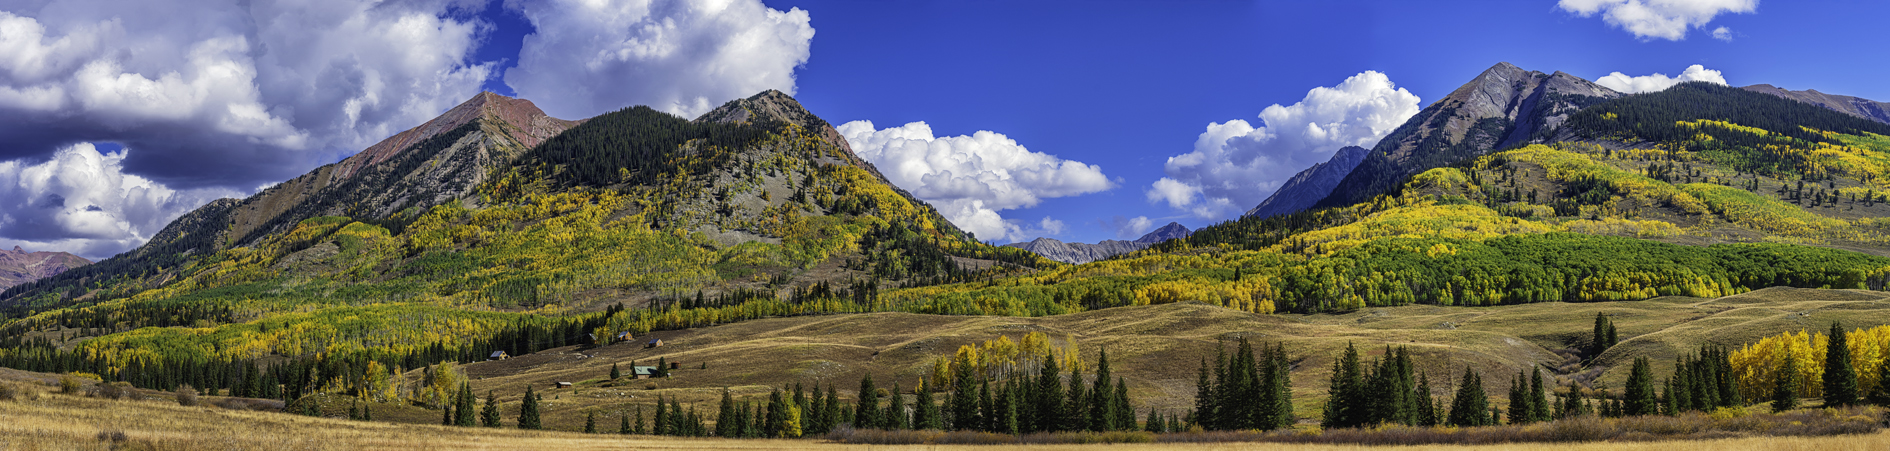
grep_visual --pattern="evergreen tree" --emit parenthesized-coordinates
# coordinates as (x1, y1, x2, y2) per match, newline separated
(767, 389, 787, 436)
(519, 385, 542, 430)
(1415, 373, 1438, 426)
(621, 411, 632, 435)
(998, 383, 1020, 435)
(1507, 371, 1531, 425)
(585, 411, 597, 433)
(654, 396, 670, 435)
(635, 405, 646, 434)
(1590, 313, 1615, 357)
(482, 390, 501, 427)
(1145, 409, 1163, 433)
(1447, 367, 1489, 427)
(914, 379, 939, 430)
(1322, 342, 1366, 429)
(455, 382, 476, 427)
(824, 384, 842, 434)
(1624, 357, 1657, 416)
(611, 363, 621, 380)
(716, 389, 737, 437)
(363, 404, 371, 421)
(1192, 357, 1214, 431)
(1824, 322, 1859, 407)
(855, 373, 879, 429)
(1528, 367, 1550, 422)
(1036, 354, 1064, 432)
(1065, 362, 1089, 432)
(886, 383, 908, 430)
(1871, 354, 1890, 406)
(950, 353, 979, 431)
(1774, 349, 1799, 412)
(1090, 349, 1115, 431)
(1113, 377, 1134, 432)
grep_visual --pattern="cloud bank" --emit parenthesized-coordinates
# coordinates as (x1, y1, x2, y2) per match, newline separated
(503, 0, 814, 119)
(1595, 64, 1728, 93)
(0, 0, 500, 256)
(0, 143, 238, 259)
(838, 120, 1113, 242)
(1149, 70, 1420, 219)
(1558, 0, 1757, 41)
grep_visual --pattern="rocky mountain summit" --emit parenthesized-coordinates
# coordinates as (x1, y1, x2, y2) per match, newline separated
(0, 246, 89, 290)
(1006, 222, 1192, 264)
(1744, 84, 1890, 125)
(1315, 62, 1622, 209)
(1246, 146, 1369, 219)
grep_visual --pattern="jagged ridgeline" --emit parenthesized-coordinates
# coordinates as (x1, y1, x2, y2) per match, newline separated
(0, 91, 1052, 380)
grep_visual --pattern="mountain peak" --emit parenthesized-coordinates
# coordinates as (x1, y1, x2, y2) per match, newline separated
(1135, 222, 1192, 244)
(333, 92, 574, 180)
(9, 246, 20, 253)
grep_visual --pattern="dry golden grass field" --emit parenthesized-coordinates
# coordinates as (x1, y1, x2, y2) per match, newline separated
(5, 286, 1890, 449)
(1, 385, 1888, 450)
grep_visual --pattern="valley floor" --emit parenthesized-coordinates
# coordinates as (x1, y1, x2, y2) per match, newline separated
(0, 390, 1886, 450)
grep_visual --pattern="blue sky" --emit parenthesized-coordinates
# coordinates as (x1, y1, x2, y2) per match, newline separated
(1, 0, 1885, 257)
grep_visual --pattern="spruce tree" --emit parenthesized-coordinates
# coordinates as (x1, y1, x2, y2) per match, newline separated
(635, 405, 646, 434)
(621, 411, 632, 434)
(1064, 363, 1089, 432)
(482, 390, 501, 427)
(586, 411, 597, 433)
(951, 354, 979, 430)
(1090, 349, 1113, 431)
(654, 396, 670, 435)
(1268, 344, 1296, 430)
(1036, 354, 1063, 432)
(855, 373, 879, 429)
(1415, 373, 1438, 426)
(611, 363, 621, 380)
(978, 380, 994, 432)
(914, 380, 938, 430)
(455, 383, 476, 427)
(1560, 383, 1586, 419)
(1871, 354, 1890, 406)
(1824, 322, 1859, 407)
(443, 402, 454, 425)
(519, 385, 542, 430)
(886, 383, 907, 430)
(1446, 368, 1489, 427)
(1145, 409, 1163, 433)
(1113, 377, 1134, 432)
(1774, 349, 1799, 412)
(1322, 342, 1365, 429)
(824, 384, 842, 432)
(1528, 367, 1550, 422)
(1624, 357, 1657, 416)
(999, 383, 1020, 435)
(1507, 371, 1531, 425)
(716, 389, 736, 437)
(1192, 357, 1214, 430)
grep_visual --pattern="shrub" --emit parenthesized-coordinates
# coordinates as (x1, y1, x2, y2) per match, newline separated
(95, 382, 134, 400)
(175, 384, 200, 407)
(58, 375, 80, 394)
(0, 383, 15, 401)
(644, 382, 658, 390)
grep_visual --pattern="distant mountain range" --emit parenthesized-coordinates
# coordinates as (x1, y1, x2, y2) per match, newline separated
(0, 246, 88, 291)
(1004, 222, 1192, 264)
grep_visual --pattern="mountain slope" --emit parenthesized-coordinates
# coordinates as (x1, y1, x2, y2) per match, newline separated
(0, 247, 87, 291)
(1246, 146, 1369, 218)
(1135, 222, 1192, 244)
(1003, 238, 1145, 264)
(1744, 84, 1890, 125)
(1315, 62, 1622, 209)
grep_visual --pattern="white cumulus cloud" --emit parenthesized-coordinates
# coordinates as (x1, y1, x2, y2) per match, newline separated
(1149, 70, 1420, 219)
(0, 143, 239, 259)
(503, 0, 814, 120)
(1594, 64, 1728, 94)
(1558, 0, 1757, 41)
(1108, 216, 1154, 240)
(838, 120, 1113, 242)
(0, 0, 496, 254)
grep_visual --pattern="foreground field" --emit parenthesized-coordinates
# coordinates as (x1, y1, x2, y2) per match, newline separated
(434, 286, 1890, 425)
(0, 387, 1886, 451)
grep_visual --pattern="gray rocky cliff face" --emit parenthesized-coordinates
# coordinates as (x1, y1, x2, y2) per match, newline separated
(1004, 238, 1147, 264)
(1135, 222, 1192, 244)
(1315, 63, 1622, 209)
(1744, 84, 1890, 125)
(1246, 146, 1369, 219)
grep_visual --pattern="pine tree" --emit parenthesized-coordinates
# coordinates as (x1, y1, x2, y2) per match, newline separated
(886, 383, 908, 430)
(914, 379, 938, 430)
(1113, 377, 1134, 432)
(585, 411, 597, 433)
(442, 402, 454, 426)
(855, 373, 879, 429)
(1192, 357, 1214, 430)
(1824, 322, 1859, 407)
(767, 389, 787, 436)
(1323, 342, 1365, 429)
(519, 385, 542, 430)
(1036, 354, 1064, 432)
(363, 404, 371, 421)
(482, 391, 501, 427)
(1447, 367, 1489, 427)
(621, 411, 632, 434)
(1507, 371, 1531, 425)
(1415, 373, 1438, 426)
(950, 353, 979, 431)
(1528, 367, 1550, 422)
(1145, 409, 1162, 433)
(455, 383, 476, 427)
(1560, 383, 1586, 419)
(1090, 349, 1113, 431)
(635, 405, 646, 434)
(1774, 348, 1799, 412)
(1065, 362, 1089, 432)
(999, 383, 1020, 435)
(611, 363, 621, 380)
(1872, 353, 1890, 407)
(654, 396, 670, 435)
(1624, 357, 1657, 416)
(824, 384, 842, 434)
(716, 389, 737, 437)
